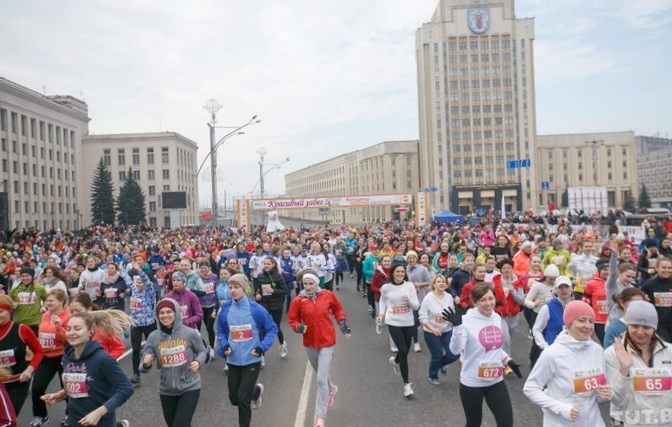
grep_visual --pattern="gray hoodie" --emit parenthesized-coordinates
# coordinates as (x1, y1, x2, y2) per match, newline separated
(141, 297, 207, 396)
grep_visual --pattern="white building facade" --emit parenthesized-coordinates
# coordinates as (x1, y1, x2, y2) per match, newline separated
(0, 77, 90, 231)
(416, 0, 538, 215)
(82, 133, 199, 227)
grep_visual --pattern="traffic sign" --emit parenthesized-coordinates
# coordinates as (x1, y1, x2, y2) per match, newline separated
(541, 181, 549, 190)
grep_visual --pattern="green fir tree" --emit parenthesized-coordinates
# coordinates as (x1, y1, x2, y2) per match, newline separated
(116, 167, 146, 225)
(638, 184, 652, 209)
(90, 158, 116, 225)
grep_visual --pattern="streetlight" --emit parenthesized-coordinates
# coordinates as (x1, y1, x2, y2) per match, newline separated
(584, 138, 604, 187)
(222, 182, 233, 215)
(202, 99, 261, 227)
(252, 148, 290, 198)
(74, 207, 81, 230)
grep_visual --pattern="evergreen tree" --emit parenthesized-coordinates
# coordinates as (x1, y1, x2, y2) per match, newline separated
(623, 189, 636, 211)
(561, 188, 568, 208)
(90, 158, 116, 225)
(638, 184, 652, 209)
(117, 167, 146, 225)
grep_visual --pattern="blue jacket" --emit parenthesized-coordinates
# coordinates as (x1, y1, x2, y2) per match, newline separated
(544, 298, 565, 346)
(216, 296, 278, 366)
(62, 341, 134, 427)
(129, 270, 157, 327)
(236, 251, 251, 276)
(363, 254, 378, 284)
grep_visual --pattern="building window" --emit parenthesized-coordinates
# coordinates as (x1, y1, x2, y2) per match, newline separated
(147, 148, 154, 164)
(10, 112, 18, 134)
(103, 149, 111, 166)
(162, 169, 170, 179)
(622, 147, 627, 156)
(148, 185, 155, 195)
(149, 202, 157, 212)
(162, 185, 170, 191)
(148, 170, 155, 180)
(132, 148, 140, 165)
(48, 124, 53, 142)
(0, 109, 5, 131)
(162, 147, 169, 163)
(149, 217, 157, 227)
(119, 171, 126, 181)
(132, 170, 140, 180)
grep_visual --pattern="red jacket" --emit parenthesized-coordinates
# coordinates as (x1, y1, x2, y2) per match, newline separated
(492, 274, 525, 317)
(93, 327, 126, 360)
(370, 267, 390, 302)
(583, 272, 608, 324)
(288, 290, 346, 348)
(459, 279, 506, 311)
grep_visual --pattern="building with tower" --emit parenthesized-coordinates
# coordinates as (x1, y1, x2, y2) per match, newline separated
(416, 0, 537, 215)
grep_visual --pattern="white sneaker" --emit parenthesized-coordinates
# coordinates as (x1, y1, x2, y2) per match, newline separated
(251, 383, 264, 410)
(413, 342, 421, 353)
(280, 342, 288, 359)
(390, 344, 399, 353)
(375, 321, 383, 335)
(403, 383, 414, 398)
(389, 356, 400, 376)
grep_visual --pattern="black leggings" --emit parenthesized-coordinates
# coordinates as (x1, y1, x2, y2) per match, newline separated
(268, 308, 284, 345)
(160, 389, 200, 427)
(388, 325, 414, 383)
(32, 355, 63, 417)
(228, 363, 262, 427)
(459, 381, 513, 427)
(6, 381, 29, 417)
(131, 323, 157, 375)
(197, 306, 217, 348)
(335, 271, 344, 286)
(594, 323, 605, 347)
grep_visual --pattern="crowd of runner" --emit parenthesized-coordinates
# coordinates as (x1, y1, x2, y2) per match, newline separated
(0, 211, 670, 426)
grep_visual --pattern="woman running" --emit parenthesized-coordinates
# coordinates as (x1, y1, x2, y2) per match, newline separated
(98, 264, 128, 311)
(128, 265, 157, 385)
(142, 298, 208, 427)
(377, 263, 420, 398)
(196, 261, 218, 349)
(524, 301, 611, 427)
(447, 283, 521, 427)
(69, 293, 130, 360)
(0, 294, 43, 417)
(603, 288, 646, 348)
(605, 301, 672, 427)
(254, 257, 287, 359)
(29, 289, 70, 427)
(217, 274, 278, 427)
(288, 273, 351, 427)
(418, 275, 459, 385)
(41, 312, 133, 427)
(9, 267, 47, 334)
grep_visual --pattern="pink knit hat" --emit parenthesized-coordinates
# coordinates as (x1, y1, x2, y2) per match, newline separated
(563, 300, 594, 327)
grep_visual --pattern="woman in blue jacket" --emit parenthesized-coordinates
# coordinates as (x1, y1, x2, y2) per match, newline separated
(217, 274, 278, 427)
(40, 312, 133, 427)
(128, 263, 157, 384)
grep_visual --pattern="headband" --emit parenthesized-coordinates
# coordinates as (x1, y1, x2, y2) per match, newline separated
(0, 303, 13, 313)
(302, 273, 320, 285)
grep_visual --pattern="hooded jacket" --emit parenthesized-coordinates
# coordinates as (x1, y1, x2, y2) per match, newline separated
(128, 270, 157, 327)
(370, 266, 390, 302)
(216, 296, 278, 366)
(583, 272, 608, 324)
(288, 288, 346, 348)
(604, 335, 672, 427)
(164, 286, 203, 329)
(523, 332, 607, 427)
(141, 298, 207, 396)
(62, 340, 134, 427)
(254, 268, 287, 312)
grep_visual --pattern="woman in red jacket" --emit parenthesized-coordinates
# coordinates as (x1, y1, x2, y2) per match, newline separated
(288, 272, 351, 427)
(492, 259, 525, 360)
(459, 264, 507, 312)
(371, 256, 395, 348)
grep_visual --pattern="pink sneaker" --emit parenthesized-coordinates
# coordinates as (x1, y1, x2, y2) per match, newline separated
(327, 384, 338, 408)
(314, 417, 325, 427)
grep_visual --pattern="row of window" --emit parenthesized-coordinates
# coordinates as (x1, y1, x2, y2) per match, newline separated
(2, 160, 74, 181)
(1, 138, 75, 164)
(103, 147, 170, 166)
(7, 179, 76, 198)
(546, 147, 628, 159)
(544, 172, 629, 184)
(449, 117, 516, 126)
(0, 109, 76, 148)
(436, 36, 516, 52)
(12, 200, 75, 215)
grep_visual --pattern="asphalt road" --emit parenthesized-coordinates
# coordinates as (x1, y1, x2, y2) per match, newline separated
(18, 276, 610, 426)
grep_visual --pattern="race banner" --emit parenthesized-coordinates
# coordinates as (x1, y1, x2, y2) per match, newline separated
(236, 199, 250, 232)
(251, 194, 413, 210)
(416, 192, 428, 227)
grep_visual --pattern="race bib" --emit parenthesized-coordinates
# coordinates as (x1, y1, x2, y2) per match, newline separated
(129, 297, 143, 311)
(157, 278, 165, 287)
(159, 345, 188, 367)
(596, 300, 608, 315)
(204, 283, 215, 294)
(632, 368, 672, 395)
(573, 368, 606, 395)
(17, 291, 35, 305)
(180, 305, 189, 320)
(653, 292, 672, 308)
(391, 303, 410, 314)
(104, 288, 117, 298)
(552, 256, 566, 266)
(63, 373, 89, 398)
(477, 362, 503, 380)
(0, 349, 16, 367)
(39, 332, 56, 350)
(230, 324, 254, 343)
(86, 281, 99, 289)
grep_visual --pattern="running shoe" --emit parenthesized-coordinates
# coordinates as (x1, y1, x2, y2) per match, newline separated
(428, 378, 440, 386)
(223, 364, 229, 375)
(440, 366, 448, 376)
(61, 416, 68, 427)
(29, 417, 49, 427)
(413, 342, 422, 353)
(390, 344, 399, 353)
(367, 306, 373, 314)
(118, 421, 130, 427)
(314, 417, 326, 427)
(350, 273, 354, 279)
(280, 342, 288, 359)
(389, 356, 400, 376)
(130, 373, 140, 384)
(327, 384, 338, 408)
(403, 383, 414, 398)
(336, 285, 340, 291)
(251, 383, 264, 410)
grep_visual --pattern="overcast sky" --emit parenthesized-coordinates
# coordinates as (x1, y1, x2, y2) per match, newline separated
(1, 0, 670, 208)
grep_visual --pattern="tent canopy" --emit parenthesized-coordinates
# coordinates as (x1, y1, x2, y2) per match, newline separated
(433, 210, 465, 225)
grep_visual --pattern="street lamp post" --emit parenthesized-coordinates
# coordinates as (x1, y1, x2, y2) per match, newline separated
(202, 99, 260, 227)
(74, 207, 80, 230)
(584, 138, 604, 187)
(257, 147, 268, 199)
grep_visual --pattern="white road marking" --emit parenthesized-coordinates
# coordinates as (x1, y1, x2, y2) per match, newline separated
(294, 361, 314, 427)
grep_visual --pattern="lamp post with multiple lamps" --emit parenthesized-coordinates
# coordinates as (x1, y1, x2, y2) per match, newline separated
(584, 138, 604, 187)
(201, 99, 261, 227)
(252, 147, 290, 199)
